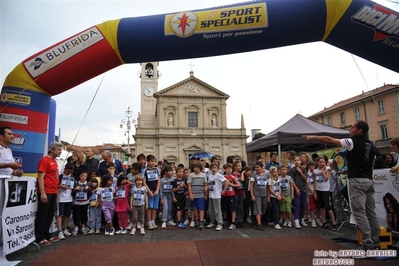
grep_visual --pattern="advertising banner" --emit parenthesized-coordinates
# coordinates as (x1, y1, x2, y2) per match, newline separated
(1, 176, 37, 255)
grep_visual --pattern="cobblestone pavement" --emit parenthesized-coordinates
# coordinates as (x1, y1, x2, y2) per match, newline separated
(5, 221, 398, 265)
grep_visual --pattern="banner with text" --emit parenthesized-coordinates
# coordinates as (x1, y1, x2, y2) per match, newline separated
(349, 168, 399, 233)
(1, 176, 37, 255)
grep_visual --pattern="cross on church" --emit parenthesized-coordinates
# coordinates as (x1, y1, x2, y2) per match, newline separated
(188, 62, 195, 71)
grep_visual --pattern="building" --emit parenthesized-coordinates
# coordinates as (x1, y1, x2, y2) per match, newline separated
(308, 84, 399, 153)
(133, 62, 248, 166)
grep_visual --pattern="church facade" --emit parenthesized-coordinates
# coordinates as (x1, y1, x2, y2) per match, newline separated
(133, 62, 248, 166)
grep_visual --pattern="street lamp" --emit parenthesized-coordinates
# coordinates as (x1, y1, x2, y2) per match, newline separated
(119, 107, 136, 154)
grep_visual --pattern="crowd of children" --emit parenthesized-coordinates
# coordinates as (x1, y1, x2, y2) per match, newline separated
(56, 152, 346, 240)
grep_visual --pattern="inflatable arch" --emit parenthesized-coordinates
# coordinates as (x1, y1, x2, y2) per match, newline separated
(1, 0, 399, 173)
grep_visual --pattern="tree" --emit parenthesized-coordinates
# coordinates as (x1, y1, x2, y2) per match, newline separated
(252, 132, 265, 141)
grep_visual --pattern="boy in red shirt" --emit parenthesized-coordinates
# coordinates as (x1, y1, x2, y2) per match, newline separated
(222, 163, 240, 229)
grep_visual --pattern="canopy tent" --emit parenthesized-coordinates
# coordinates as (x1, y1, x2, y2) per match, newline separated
(246, 114, 350, 153)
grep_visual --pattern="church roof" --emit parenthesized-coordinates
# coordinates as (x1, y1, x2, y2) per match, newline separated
(153, 71, 230, 99)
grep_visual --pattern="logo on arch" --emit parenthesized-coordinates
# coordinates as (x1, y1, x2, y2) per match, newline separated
(169, 12, 199, 38)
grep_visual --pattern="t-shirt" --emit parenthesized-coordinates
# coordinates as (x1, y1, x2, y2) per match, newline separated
(98, 187, 114, 202)
(223, 175, 236, 197)
(38, 156, 59, 194)
(160, 176, 175, 196)
(172, 178, 187, 201)
(278, 175, 292, 197)
(188, 172, 207, 199)
(289, 166, 307, 190)
(58, 173, 76, 202)
(306, 172, 316, 193)
(314, 168, 330, 192)
(268, 177, 281, 198)
(207, 172, 226, 199)
(232, 172, 244, 196)
(73, 181, 91, 205)
(0, 145, 14, 176)
(250, 172, 268, 197)
(132, 186, 147, 206)
(144, 168, 160, 192)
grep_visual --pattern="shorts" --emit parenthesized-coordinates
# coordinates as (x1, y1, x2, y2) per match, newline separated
(148, 193, 160, 209)
(190, 198, 205, 210)
(279, 195, 292, 212)
(308, 194, 318, 211)
(221, 195, 237, 212)
(57, 202, 72, 217)
(175, 198, 186, 210)
(253, 197, 267, 215)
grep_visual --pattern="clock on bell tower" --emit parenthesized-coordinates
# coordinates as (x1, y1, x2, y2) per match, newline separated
(139, 62, 160, 128)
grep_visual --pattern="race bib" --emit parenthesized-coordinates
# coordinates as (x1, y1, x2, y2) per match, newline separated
(147, 170, 158, 182)
(76, 191, 87, 200)
(116, 188, 126, 198)
(102, 191, 113, 201)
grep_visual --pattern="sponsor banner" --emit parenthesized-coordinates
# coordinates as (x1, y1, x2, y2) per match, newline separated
(164, 2, 268, 38)
(1, 176, 38, 255)
(0, 86, 51, 113)
(0, 107, 49, 134)
(349, 169, 399, 233)
(0, 113, 28, 125)
(23, 27, 104, 79)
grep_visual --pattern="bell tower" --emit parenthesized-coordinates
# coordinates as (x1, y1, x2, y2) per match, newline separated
(138, 62, 159, 128)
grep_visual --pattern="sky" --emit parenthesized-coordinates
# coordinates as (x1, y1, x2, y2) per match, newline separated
(1, 0, 399, 147)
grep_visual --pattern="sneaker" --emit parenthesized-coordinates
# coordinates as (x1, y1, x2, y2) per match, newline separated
(256, 224, 265, 231)
(178, 222, 186, 229)
(105, 228, 110, 236)
(81, 228, 88, 235)
(115, 228, 122, 235)
(140, 228, 145, 235)
(147, 222, 153, 230)
(207, 223, 215, 228)
(161, 222, 167, 228)
(39, 239, 51, 245)
(190, 221, 195, 227)
(96, 229, 101, 234)
(274, 224, 282, 230)
(58, 231, 65, 240)
(279, 218, 283, 224)
(316, 219, 323, 227)
(288, 222, 292, 228)
(322, 223, 329, 229)
(109, 227, 115, 236)
(283, 220, 288, 227)
(268, 222, 274, 226)
(87, 229, 95, 235)
(121, 228, 127, 235)
(352, 246, 368, 259)
(223, 220, 228, 226)
(167, 220, 176, 226)
(184, 220, 190, 226)
(311, 220, 317, 228)
(49, 237, 60, 242)
(331, 224, 337, 231)
(294, 219, 301, 229)
(130, 228, 136, 235)
(152, 222, 158, 229)
(72, 230, 78, 237)
(215, 225, 223, 231)
(229, 224, 236, 230)
(195, 220, 200, 227)
(199, 221, 205, 230)
(63, 228, 71, 237)
(301, 218, 308, 227)
(127, 223, 133, 230)
(246, 218, 252, 224)
(137, 222, 141, 229)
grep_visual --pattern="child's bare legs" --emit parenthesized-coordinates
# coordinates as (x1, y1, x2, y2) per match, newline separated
(199, 209, 204, 221)
(327, 209, 337, 225)
(256, 214, 262, 225)
(57, 215, 63, 231)
(231, 211, 236, 223)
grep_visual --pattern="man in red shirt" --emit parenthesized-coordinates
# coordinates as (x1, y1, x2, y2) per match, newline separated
(35, 142, 63, 245)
